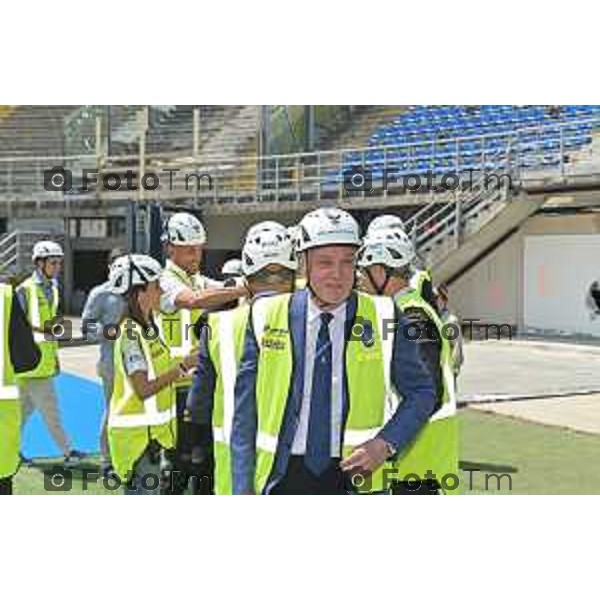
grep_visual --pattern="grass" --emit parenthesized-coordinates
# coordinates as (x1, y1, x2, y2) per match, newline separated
(460, 408, 600, 494)
(13, 408, 600, 494)
(14, 459, 117, 495)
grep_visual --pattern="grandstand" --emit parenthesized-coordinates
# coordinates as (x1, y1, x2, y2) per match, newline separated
(0, 104, 599, 336)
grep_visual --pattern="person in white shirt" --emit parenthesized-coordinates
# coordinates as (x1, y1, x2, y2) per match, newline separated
(158, 212, 248, 494)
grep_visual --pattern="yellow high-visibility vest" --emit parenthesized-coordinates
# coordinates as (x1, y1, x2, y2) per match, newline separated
(0, 284, 21, 479)
(17, 275, 59, 379)
(108, 318, 177, 480)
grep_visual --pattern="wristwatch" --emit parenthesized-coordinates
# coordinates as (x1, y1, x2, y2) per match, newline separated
(383, 440, 397, 458)
(178, 362, 190, 377)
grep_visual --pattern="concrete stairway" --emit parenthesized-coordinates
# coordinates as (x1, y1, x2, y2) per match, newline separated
(0, 106, 75, 156)
(319, 105, 410, 151)
(405, 171, 548, 284)
(199, 105, 259, 159)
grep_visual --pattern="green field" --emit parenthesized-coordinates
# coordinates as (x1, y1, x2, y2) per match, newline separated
(13, 408, 600, 494)
(460, 409, 600, 494)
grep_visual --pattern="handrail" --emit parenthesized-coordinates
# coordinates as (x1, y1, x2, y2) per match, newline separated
(24, 115, 596, 167)
(0, 114, 597, 208)
(0, 116, 595, 168)
(0, 231, 17, 249)
(0, 113, 596, 168)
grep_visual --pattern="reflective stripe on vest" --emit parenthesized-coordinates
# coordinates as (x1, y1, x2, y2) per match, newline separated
(18, 276, 59, 379)
(208, 305, 251, 495)
(108, 324, 175, 429)
(158, 263, 205, 360)
(0, 286, 18, 400)
(28, 279, 59, 344)
(396, 289, 456, 418)
(393, 289, 459, 491)
(0, 284, 19, 479)
(410, 269, 431, 298)
(256, 431, 278, 454)
(108, 319, 176, 479)
(211, 309, 237, 444)
(250, 292, 396, 494)
(250, 294, 396, 447)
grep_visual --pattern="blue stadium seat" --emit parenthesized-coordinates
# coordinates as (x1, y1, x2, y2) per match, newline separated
(346, 105, 598, 178)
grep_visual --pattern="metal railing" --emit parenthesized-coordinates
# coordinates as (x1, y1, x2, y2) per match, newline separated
(95, 115, 600, 205)
(0, 116, 597, 206)
(0, 230, 52, 277)
(405, 170, 510, 268)
(0, 231, 18, 273)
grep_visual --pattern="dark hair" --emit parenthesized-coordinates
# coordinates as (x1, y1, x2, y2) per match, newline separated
(392, 265, 412, 281)
(125, 284, 152, 328)
(247, 268, 295, 286)
(361, 263, 411, 281)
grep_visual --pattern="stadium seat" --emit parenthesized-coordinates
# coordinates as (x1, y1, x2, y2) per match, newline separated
(339, 105, 599, 178)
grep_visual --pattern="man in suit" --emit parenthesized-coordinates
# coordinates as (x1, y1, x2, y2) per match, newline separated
(231, 208, 437, 495)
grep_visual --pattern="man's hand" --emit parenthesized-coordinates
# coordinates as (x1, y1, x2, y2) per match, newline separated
(340, 437, 392, 475)
(182, 349, 200, 372)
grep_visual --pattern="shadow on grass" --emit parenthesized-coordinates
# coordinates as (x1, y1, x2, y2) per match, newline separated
(28, 460, 104, 481)
(459, 460, 518, 474)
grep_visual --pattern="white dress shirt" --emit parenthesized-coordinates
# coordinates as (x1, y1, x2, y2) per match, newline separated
(291, 296, 346, 457)
(159, 259, 223, 314)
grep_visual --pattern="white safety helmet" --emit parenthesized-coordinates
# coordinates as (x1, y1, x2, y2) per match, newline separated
(32, 240, 64, 262)
(286, 225, 300, 248)
(296, 208, 360, 252)
(162, 212, 207, 246)
(221, 258, 243, 278)
(246, 221, 285, 238)
(366, 214, 406, 236)
(108, 254, 163, 295)
(108, 254, 130, 278)
(357, 228, 416, 270)
(242, 221, 297, 277)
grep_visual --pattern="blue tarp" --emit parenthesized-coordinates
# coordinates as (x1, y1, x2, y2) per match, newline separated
(21, 373, 104, 459)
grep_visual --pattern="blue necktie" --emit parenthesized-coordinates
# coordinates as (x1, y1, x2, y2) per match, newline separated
(305, 312, 333, 476)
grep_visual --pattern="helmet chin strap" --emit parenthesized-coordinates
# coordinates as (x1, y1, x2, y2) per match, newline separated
(365, 265, 393, 296)
(304, 250, 339, 310)
(40, 260, 55, 281)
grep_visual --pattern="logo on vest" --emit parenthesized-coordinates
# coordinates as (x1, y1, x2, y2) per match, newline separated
(261, 325, 289, 351)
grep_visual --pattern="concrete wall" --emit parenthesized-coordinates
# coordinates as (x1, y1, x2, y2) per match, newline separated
(203, 210, 302, 250)
(447, 232, 521, 326)
(523, 233, 600, 336)
(449, 211, 600, 333)
(9, 218, 65, 234)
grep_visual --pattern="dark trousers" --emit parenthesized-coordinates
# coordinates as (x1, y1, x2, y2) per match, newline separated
(270, 457, 350, 495)
(162, 389, 214, 495)
(0, 477, 12, 495)
(391, 479, 441, 495)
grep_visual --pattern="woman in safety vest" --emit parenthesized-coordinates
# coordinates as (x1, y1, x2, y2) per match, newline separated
(107, 255, 198, 495)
